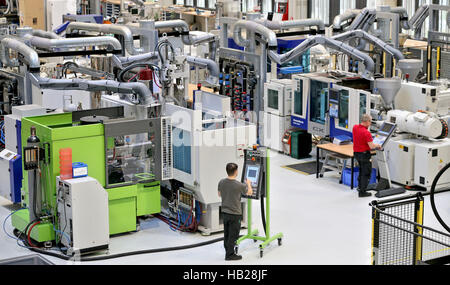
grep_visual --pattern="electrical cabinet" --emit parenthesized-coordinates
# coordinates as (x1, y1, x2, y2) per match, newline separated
(57, 176, 109, 254)
(414, 140, 450, 189)
(264, 79, 294, 117)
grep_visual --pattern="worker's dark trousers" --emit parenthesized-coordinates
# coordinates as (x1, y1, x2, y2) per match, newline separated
(222, 213, 241, 258)
(354, 151, 372, 192)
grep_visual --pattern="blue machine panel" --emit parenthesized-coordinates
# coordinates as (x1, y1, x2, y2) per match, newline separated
(9, 154, 22, 203)
(291, 116, 307, 130)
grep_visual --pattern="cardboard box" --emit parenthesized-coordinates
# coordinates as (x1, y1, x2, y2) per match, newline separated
(18, 0, 45, 30)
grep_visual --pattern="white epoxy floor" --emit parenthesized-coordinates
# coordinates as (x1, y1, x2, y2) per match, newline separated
(1, 148, 449, 265)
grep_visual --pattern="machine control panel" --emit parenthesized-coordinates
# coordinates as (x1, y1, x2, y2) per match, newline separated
(373, 122, 397, 149)
(241, 148, 266, 199)
(329, 89, 339, 118)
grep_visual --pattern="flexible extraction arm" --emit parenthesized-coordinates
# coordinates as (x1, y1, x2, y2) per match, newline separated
(333, 9, 361, 30)
(268, 36, 374, 78)
(348, 8, 377, 32)
(232, 20, 374, 78)
(408, 4, 430, 40)
(332, 29, 404, 61)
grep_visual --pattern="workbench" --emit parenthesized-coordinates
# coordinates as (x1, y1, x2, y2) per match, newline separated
(316, 143, 375, 190)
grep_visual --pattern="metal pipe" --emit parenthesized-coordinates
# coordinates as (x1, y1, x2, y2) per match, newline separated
(232, 20, 278, 49)
(154, 20, 216, 45)
(332, 29, 404, 60)
(112, 52, 158, 68)
(409, 4, 430, 40)
(66, 22, 144, 55)
(31, 29, 62, 39)
(333, 9, 361, 30)
(186, 55, 219, 85)
(29, 74, 155, 105)
(390, 7, 411, 30)
(1, 37, 40, 69)
(349, 8, 377, 31)
(255, 18, 325, 31)
(23, 34, 122, 51)
(268, 36, 375, 78)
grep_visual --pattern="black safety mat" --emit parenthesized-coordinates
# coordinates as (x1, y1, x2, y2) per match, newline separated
(283, 161, 333, 175)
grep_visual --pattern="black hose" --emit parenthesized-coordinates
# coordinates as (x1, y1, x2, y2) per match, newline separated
(260, 197, 267, 236)
(430, 162, 450, 234)
(24, 236, 224, 262)
(117, 62, 159, 82)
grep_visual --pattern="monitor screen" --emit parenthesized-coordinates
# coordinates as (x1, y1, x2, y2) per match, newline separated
(373, 122, 396, 147)
(380, 123, 395, 134)
(245, 165, 260, 187)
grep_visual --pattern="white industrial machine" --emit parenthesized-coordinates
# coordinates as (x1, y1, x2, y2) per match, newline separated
(56, 176, 109, 255)
(375, 76, 450, 191)
(4, 105, 47, 153)
(263, 79, 293, 152)
(291, 72, 371, 138)
(46, 0, 77, 32)
(164, 91, 257, 234)
(395, 81, 450, 116)
(328, 84, 371, 138)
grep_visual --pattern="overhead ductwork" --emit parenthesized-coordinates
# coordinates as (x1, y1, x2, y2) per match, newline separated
(186, 56, 219, 85)
(23, 34, 122, 51)
(66, 22, 144, 55)
(409, 4, 430, 39)
(112, 52, 158, 68)
(348, 8, 377, 32)
(0, 37, 40, 70)
(231, 20, 374, 78)
(29, 74, 155, 105)
(31, 29, 62, 39)
(390, 7, 412, 30)
(332, 29, 404, 61)
(154, 20, 217, 60)
(254, 18, 325, 31)
(232, 20, 278, 48)
(268, 36, 375, 78)
(333, 9, 361, 30)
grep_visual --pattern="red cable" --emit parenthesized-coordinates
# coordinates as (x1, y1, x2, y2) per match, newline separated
(27, 221, 41, 248)
(128, 73, 139, 82)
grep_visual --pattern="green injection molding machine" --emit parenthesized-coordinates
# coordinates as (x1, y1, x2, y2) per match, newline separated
(12, 107, 172, 243)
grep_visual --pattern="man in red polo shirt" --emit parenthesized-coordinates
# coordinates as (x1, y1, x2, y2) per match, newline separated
(353, 114, 381, 197)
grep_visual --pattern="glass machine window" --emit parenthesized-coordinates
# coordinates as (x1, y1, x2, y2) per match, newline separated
(294, 79, 303, 116)
(338, 89, 349, 129)
(106, 132, 156, 187)
(359, 93, 367, 121)
(173, 128, 192, 174)
(268, 89, 279, 110)
(309, 80, 328, 124)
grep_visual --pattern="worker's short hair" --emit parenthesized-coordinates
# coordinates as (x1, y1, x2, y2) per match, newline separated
(361, 114, 372, 123)
(226, 163, 238, 176)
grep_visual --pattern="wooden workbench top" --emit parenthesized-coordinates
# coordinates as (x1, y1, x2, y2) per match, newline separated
(317, 143, 355, 157)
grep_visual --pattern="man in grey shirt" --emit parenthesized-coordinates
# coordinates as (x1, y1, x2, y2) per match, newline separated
(218, 162, 252, 261)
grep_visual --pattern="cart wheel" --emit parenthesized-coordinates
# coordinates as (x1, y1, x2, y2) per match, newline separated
(260, 250, 264, 258)
(234, 246, 238, 254)
(253, 239, 258, 243)
(319, 174, 323, 178)
(278, 238, 282, 246)
(339, 180, 342, 184)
